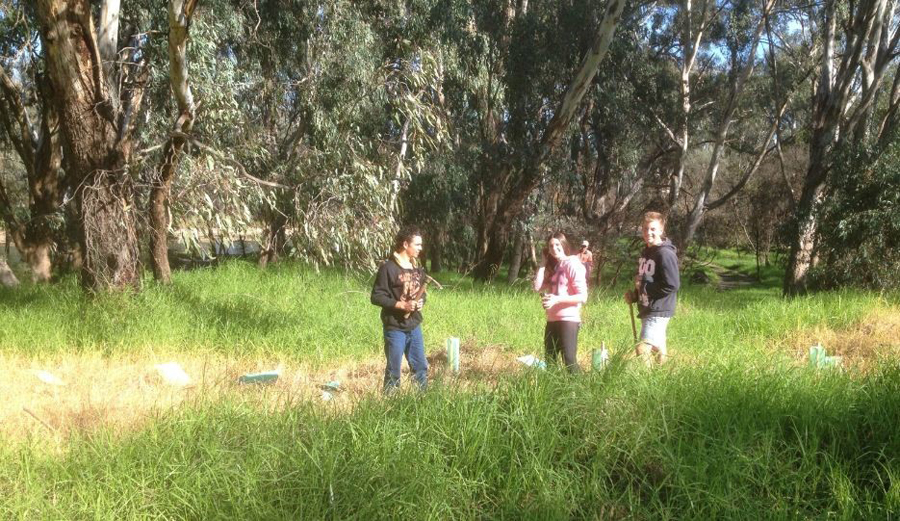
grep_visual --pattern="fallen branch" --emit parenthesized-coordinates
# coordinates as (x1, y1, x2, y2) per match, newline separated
(22, 406, 55, 433)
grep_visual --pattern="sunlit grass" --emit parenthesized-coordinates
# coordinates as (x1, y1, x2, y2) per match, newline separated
(0, 257, 898, 518)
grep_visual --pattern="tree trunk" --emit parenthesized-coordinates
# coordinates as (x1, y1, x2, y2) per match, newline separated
(148, 145, 179, 283)
(430, 231, 443, 272)
(783, 0, 900, 295)
(783, 149, 828, 295)
(668, 0, 709, 209)
(149, 0, 198, 284)
(507, 229, 524, 284)
(259, 211, 288, 268)
(0, 257, 18, 288)
(472, 0, 625, 279)
(36, 0, 143, 291)
(78, 173, 141, 289)
(0, 63, 63, 283)
(58, 202, 84, 275)
(679, 0, 776, 251)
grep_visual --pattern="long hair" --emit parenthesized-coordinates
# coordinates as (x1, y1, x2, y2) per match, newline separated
(543, 231, 571, 274)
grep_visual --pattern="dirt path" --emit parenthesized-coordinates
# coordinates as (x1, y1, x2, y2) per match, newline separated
(710, 264, 757, 290)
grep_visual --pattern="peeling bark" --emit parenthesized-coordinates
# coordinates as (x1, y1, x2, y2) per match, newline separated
(149, 0, 198, 283)
(35, 0, 145, 290)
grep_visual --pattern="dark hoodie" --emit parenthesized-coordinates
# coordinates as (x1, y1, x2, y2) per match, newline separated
(370, 254, 426, 331)
(635, 240, 680, 318)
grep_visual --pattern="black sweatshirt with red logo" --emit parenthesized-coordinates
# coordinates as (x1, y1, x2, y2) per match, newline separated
(371, 257, 426, 331)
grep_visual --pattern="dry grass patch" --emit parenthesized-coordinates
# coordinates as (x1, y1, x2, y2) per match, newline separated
(782, 307, 900, 370)
(0, 342, 543, 446)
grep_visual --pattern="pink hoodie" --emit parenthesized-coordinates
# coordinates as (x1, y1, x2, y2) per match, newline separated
(533, 256, 588, 322)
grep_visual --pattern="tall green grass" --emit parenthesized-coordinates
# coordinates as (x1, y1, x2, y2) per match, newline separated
(0, 259, 881, 366)
(2, 364, 898, 518)
(1, 258, 898, 518)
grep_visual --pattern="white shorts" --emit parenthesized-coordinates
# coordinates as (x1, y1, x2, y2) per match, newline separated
(640, 316, 670, 354)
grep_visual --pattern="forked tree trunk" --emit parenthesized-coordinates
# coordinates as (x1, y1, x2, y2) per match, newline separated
(784, 0, 900, 295)
(679, 0, 777, 252)
(0, 66, 63, 283)
(36, 0, 144, 291)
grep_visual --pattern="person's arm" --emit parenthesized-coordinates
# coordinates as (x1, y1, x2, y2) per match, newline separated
(543, 261, 587, 308)
(414, 268, 427, 310)
(371, 263, 396, 308)
(533, 264, 547, 292)
(568, 260, 588, 303)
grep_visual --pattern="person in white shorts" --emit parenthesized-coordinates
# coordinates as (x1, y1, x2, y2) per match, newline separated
(624, 212, 680, 365)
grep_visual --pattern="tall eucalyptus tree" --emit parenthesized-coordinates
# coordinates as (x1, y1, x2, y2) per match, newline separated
(0, 1, 63, 282)
(32, 0, 151, 290)
(147, 0, 198, 284)
(784, 0, 900, 295)
(436, 0, 626, 279)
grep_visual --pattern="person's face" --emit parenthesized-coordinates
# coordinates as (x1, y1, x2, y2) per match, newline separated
(642, 220, 664, 247)
(581, 243, 588, 251)
(547, 238, 566, 261)
(403, 235, 423, 259)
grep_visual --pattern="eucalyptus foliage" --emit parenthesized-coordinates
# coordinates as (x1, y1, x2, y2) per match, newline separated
(812, 140, 900, 290)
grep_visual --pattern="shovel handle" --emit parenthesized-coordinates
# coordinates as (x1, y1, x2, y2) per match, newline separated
(629, 302, 638, 343)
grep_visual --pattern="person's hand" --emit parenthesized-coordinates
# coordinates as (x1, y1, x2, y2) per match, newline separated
(623, 290, 634, 304)
(541, 293, 558, 310)
(395, 299, 415, 312)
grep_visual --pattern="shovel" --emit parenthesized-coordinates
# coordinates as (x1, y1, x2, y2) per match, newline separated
(628, 301, 637, 343)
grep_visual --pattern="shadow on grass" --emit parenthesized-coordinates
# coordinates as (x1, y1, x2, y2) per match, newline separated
(169, 285, 292, 345)
(0, 286, 44, 308)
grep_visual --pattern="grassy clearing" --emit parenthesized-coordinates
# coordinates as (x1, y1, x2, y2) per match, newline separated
(3, 365, 899, 519)
(1, 258, 899, 518)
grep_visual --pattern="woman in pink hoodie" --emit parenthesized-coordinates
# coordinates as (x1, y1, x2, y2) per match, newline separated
(533, 232, 588, 372)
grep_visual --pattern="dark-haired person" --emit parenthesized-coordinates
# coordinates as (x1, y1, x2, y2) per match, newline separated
(533, 232, 588, 372)
(624, 212, 680, 365)
(371, 226, 429, 392)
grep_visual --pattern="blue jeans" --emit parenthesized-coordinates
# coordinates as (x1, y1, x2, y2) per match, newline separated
(383, 326, 428, 391)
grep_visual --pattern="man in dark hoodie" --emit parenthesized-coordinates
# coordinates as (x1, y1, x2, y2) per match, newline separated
(624, 212, 680, 365)
(371, 225, 429, 391)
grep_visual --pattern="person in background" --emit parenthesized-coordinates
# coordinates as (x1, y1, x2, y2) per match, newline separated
(534, 232, 588, 373)
(578, 240, 594, 285)
(371, 226, 429, 392)
(624, 212, 680, 365)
